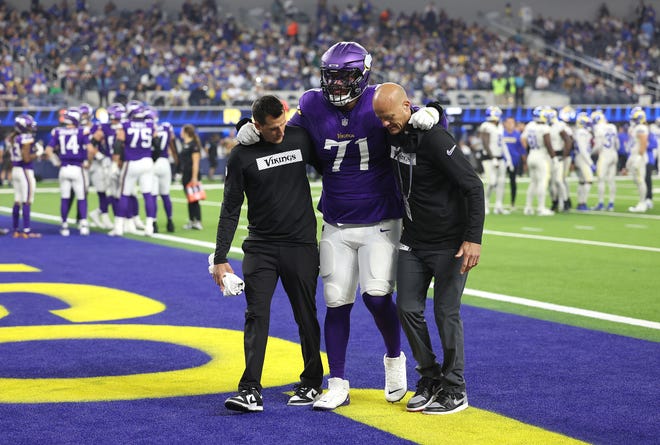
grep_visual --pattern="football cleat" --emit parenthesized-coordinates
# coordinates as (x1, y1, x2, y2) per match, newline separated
(60, 223, 70, 237)
(384, 352, 407, 403)
(313, 378, 350, 411)
(100, 213, 114, 230)
(628, 202, 648, 213)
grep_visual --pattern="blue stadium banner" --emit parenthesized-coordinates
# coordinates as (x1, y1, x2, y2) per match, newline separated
(1, 105, 657, 129)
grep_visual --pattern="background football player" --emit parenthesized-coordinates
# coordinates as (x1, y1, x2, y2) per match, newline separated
(626, 107, 650, 213)
(478, 106, 513, 215)
(546, 108, 572, 212)
(44, 107, 94, 236)
(521, 106, 555, 216)
(591, 110, 620, 211)
(7, 113, 42, 238)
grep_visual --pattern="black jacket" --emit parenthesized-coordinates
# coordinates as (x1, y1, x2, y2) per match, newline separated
(214, 126, 320, 263)
(389, 126, 484, 250)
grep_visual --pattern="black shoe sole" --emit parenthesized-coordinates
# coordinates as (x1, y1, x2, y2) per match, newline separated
(225, 400, 263, 413)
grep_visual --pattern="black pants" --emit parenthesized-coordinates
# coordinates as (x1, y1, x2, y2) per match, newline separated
(396, 248, 467, 391)
(182, 171, 201, 222)
(239, 241, 323, 391)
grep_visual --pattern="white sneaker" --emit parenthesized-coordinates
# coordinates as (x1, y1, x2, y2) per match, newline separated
(60, 223, 70, 237)
(493, 206, 510, 215)
(645, 198, 653, 209)
(89, 209, 102, 228)
(313, 378, 350, 410)
(192, 221, 203, 230)
(628, 202, 648, 213)
(384, 351, 407, 402)
(523, 207, 534, 215)
(537, 208, 555, 216)
(100, 212, 114, 229)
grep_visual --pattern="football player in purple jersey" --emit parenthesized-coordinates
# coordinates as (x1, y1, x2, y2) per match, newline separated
(83, 103, 114, 230)
(44, 108, 94, 236)
(98, 102, 126, 227)
(145, 106, 178, 233)
(236, 41, 441, 410)
(7, 114, 42, 238)
(108, 100, 158, 236)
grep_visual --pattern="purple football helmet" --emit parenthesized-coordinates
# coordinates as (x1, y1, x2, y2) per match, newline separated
(63, 107, 81, 127)
(320, 41, 372, 106)
(14, 114, 37, 133)
(126, 100, 145, 120)
(79, 102, 93, 120)
(143, 106, 159, 122)
(107, 102, 126, 121)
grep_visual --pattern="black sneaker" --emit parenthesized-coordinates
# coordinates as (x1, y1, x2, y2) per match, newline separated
(287, 384, 322, 406)
(166, 219, 175, 232)
(225, 388, 263, 412)
(423, 389, 468, 415)
(406, 377, 439, 412)
(153, 221, 159, 233)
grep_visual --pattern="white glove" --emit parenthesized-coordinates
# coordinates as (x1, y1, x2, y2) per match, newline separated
(34, 141, 44, 157)
(110, 162, 120, 177)
(236, 122, 260, 145)
(50, 153, 61, 167)
(408, 106, 440, 130)
(94, 151, 105, 161)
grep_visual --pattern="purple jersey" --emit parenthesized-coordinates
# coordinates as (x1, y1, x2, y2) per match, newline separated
(101, 122, 122, 157)
(47, 127, 89, 166)
(156, 122, 174, 159)
(10, 133, 35, 168)
(121, 120, 155, 161)
(288, 85, 402, 224)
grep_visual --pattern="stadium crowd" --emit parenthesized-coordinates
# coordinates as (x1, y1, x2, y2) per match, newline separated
(0, 0, 657, 108)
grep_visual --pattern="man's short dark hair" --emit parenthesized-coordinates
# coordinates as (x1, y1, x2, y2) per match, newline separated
(251, 95, 284, 125)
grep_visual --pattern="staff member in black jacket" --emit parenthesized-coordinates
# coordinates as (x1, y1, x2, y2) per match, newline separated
(179, 124, 203, 230)
(211, 95, 324, 413)
(373, 83, 485, 415)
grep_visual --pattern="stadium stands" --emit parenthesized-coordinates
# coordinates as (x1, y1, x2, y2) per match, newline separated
(0, 0, 656, 110)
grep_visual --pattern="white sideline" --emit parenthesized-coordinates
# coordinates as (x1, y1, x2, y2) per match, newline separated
(1, 207, 658, 330)
(484, 230, 660, 253)
(461, 288, 660, 330)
